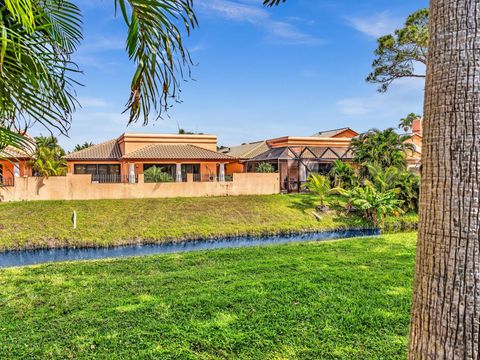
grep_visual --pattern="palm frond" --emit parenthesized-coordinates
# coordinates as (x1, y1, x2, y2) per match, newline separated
(115, 0, 197, 124)
(0, 0, 83, 134)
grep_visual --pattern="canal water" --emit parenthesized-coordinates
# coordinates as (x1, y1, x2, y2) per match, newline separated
(0, 229, 380, 268)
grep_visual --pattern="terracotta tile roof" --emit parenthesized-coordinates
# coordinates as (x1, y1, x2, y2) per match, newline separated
(223, 141, 270, 159)
(122, 144, 235, 160)
(311, 128, 357, 138)
(64, 139, 122, 160)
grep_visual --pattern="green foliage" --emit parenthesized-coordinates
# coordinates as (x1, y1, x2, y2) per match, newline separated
(0, 232, 416, 358)
(256, 162, 275, 173)
(34, 136, 65, 157)
(0, 128, 34, 158)
(30, 147, 67, 177)
(399, 113, 421, 132)
(1, 0, 198, 154)
(144, 166, 174, 183)
(367, 9, 428, 92)
(351, 128, 415, 170)
(364, 164, 420, 212)
(73, 142, 94, 152)
(302, 173, 331, 206)
(329, 159, 357, 189)
(394, 170, 420, 212)
(336, 185, 404, 226)
(116, 0, 197, 125)
(0, 0, 82, 136)
(30, 136, 67, 177)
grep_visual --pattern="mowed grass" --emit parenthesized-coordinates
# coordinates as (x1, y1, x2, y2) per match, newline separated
(0, 194, 417, 251)
(0, 233, 416, 359)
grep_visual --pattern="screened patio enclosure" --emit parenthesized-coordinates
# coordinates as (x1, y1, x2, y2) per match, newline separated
(246, 146, 353, 193)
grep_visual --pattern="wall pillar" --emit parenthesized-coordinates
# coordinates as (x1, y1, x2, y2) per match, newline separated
(219, 163, 225, 182)
(13, 162, 20, 177)
(176, 163, 182, 182)
(129, 163, 135, 183)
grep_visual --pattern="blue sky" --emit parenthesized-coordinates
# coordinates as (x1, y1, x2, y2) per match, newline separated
(32, 0, 428, 150)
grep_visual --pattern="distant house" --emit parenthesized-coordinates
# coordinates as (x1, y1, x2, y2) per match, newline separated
(404, 118, 423, 172)
(223, 124, 423, 192)
(64, 133, 235, 183)
(0, 146, 33, 186)
(222, 128, 359, 192)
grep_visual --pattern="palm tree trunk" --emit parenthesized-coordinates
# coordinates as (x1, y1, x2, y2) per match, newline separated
(408, 0, 480, 358)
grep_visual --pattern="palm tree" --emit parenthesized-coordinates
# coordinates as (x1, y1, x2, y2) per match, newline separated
(30, 147, 67, 177)
(73, 142, 94, 152)
(328, 159, 357, 189)
(398, 113, 421, 133)
(407, 1, 480, 357)
(350, 128, 414, 170)
(1, 0, 196, 153)
(267, 0, 480, 356)
(302, 173, 331, 208)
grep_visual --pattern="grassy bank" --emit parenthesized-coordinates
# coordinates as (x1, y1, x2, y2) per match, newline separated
(0, 194, 417, 251)
(0, 232, 416, 359)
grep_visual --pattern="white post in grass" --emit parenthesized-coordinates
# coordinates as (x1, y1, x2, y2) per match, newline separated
(129, 163, 135, 183)
(219, 163, 225, 182)
(72, 210, 77, 229)
(176, 163, 182, 182)
(13, 162, 20, 177)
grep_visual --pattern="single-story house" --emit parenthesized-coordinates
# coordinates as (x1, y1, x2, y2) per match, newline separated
(222, 124, 423, 192)
(64, 133, 236, 183)
(222, 127, 358, 192)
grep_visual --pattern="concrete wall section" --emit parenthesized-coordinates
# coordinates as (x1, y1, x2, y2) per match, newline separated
(0, 173, 280, 202)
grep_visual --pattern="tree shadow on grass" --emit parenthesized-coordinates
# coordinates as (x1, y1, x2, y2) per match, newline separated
(287, 195, 318, 213)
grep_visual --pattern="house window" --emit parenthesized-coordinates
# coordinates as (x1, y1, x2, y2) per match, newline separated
(74, 164, 120, 175)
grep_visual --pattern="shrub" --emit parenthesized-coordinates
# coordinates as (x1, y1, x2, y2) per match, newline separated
(144, 166, 174, 183)
(257, 162, 275, 173)
(334, 185, 404, 226)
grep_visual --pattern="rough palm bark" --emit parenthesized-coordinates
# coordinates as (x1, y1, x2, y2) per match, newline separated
(408, 0, 480, 358)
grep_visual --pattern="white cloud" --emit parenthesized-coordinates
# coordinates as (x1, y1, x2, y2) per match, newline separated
(77, 97, 109, 108)
(196, 0, 322, 45)
(346, 11, 403, 38)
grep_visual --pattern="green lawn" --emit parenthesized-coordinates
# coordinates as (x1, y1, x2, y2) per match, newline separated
(0, 194, 417, 250)
(0, 232, 416, 359)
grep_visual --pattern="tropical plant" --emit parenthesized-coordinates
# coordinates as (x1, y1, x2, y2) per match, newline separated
(144, 166, 174, 183)
(302, 173, 331, 207)
(328, 159, 357, 189)
(394, 170, 420, 212)
(350, 128, 415, 170)
(366, 9, 428, 92)
(257, 162, 275, 173)
(1, 0, 197, 157)
(398, 113, 421, 132)
(336, 185, 403, 226)
(73, 142, 94, 152)
(30, 147, 67, 177)
(34, 136, 65, 158)
(364, 163, 420, 212)
(269, 0, 479, 356)
(364, 163, 401, 192)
